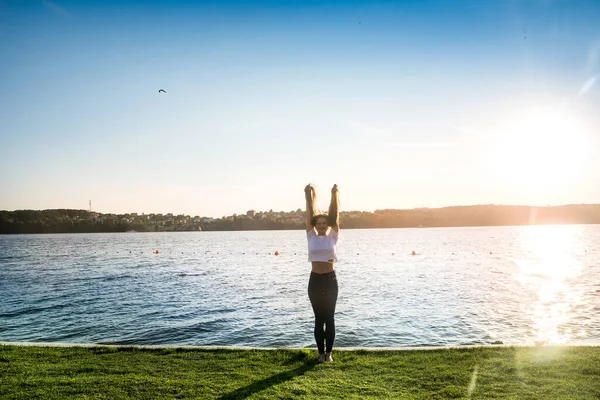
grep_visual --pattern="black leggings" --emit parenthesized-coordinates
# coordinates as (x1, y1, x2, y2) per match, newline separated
(308, 271, 339, 354)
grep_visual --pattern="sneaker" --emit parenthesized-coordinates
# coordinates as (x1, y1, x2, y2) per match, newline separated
(325, 353, 333, 363)
(318, 353, 326, 362)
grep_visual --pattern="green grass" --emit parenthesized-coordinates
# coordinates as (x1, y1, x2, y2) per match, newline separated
(1, 345, 599, 399)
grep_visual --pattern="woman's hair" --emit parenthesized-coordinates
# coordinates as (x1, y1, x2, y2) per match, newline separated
(306, 185, 339, 227)
(312, 214, 329, 226)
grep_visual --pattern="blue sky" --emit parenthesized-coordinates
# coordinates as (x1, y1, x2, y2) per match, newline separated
(1, 0, 599, 217)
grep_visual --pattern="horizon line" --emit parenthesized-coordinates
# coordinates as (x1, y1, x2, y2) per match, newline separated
(2, 202, 600, 218)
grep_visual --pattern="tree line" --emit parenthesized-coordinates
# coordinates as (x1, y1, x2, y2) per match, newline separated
(1, 204, 600, 234)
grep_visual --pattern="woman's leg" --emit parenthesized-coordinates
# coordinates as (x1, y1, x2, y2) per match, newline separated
(308, 292, 326, 355)
(308, 274, 326, 355)
(324, 275, 339, 354)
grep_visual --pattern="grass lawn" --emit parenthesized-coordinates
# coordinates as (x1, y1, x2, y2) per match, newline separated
(1, 345, 599, 399)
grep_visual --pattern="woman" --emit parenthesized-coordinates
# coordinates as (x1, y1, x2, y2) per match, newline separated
(304, 183, 339, 363)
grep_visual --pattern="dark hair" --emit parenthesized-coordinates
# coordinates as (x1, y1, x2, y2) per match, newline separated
(312, 214, 329, 227)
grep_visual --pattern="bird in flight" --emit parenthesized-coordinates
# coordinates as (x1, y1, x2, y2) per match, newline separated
(158, 89, 166, 93)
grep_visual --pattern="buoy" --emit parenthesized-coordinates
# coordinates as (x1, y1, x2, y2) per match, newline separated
(154, 250, 159, 254)
(411, 250, 416, 256)
(274, 251, 279, 256)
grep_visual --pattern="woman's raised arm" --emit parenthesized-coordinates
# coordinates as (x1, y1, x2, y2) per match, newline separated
(328, 184, 339, 232)
(305, 184, 316, 231)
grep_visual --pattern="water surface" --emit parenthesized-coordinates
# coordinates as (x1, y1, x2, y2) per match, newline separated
(1, 225, 599, 347)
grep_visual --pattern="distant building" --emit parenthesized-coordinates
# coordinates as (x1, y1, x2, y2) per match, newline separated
(247, 210, 256, 217)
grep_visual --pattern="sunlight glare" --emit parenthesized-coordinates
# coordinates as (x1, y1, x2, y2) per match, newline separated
(490, 107, 593, 191)
(515, 226, 583, 345)
(467, 365, 478, 398)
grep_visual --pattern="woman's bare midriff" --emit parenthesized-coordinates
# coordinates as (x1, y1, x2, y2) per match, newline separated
(311, 261, 335, 274)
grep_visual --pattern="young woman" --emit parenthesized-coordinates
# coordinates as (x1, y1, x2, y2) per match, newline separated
(304, 183, 339, 363)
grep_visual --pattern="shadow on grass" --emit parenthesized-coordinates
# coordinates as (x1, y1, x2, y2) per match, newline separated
(217, 359, 319, 400)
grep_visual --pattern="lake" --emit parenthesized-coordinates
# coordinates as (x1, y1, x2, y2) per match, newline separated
(1, 225, 599, 348)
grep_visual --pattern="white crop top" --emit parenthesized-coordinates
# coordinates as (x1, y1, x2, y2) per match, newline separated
(307, 228, 338, 262)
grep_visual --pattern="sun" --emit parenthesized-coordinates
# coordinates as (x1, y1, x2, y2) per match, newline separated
(489, 106, 593, 192)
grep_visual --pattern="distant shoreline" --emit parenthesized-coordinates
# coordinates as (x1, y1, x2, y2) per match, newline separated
(2, 222, 600, 235)
(2, 204, 600, 234)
